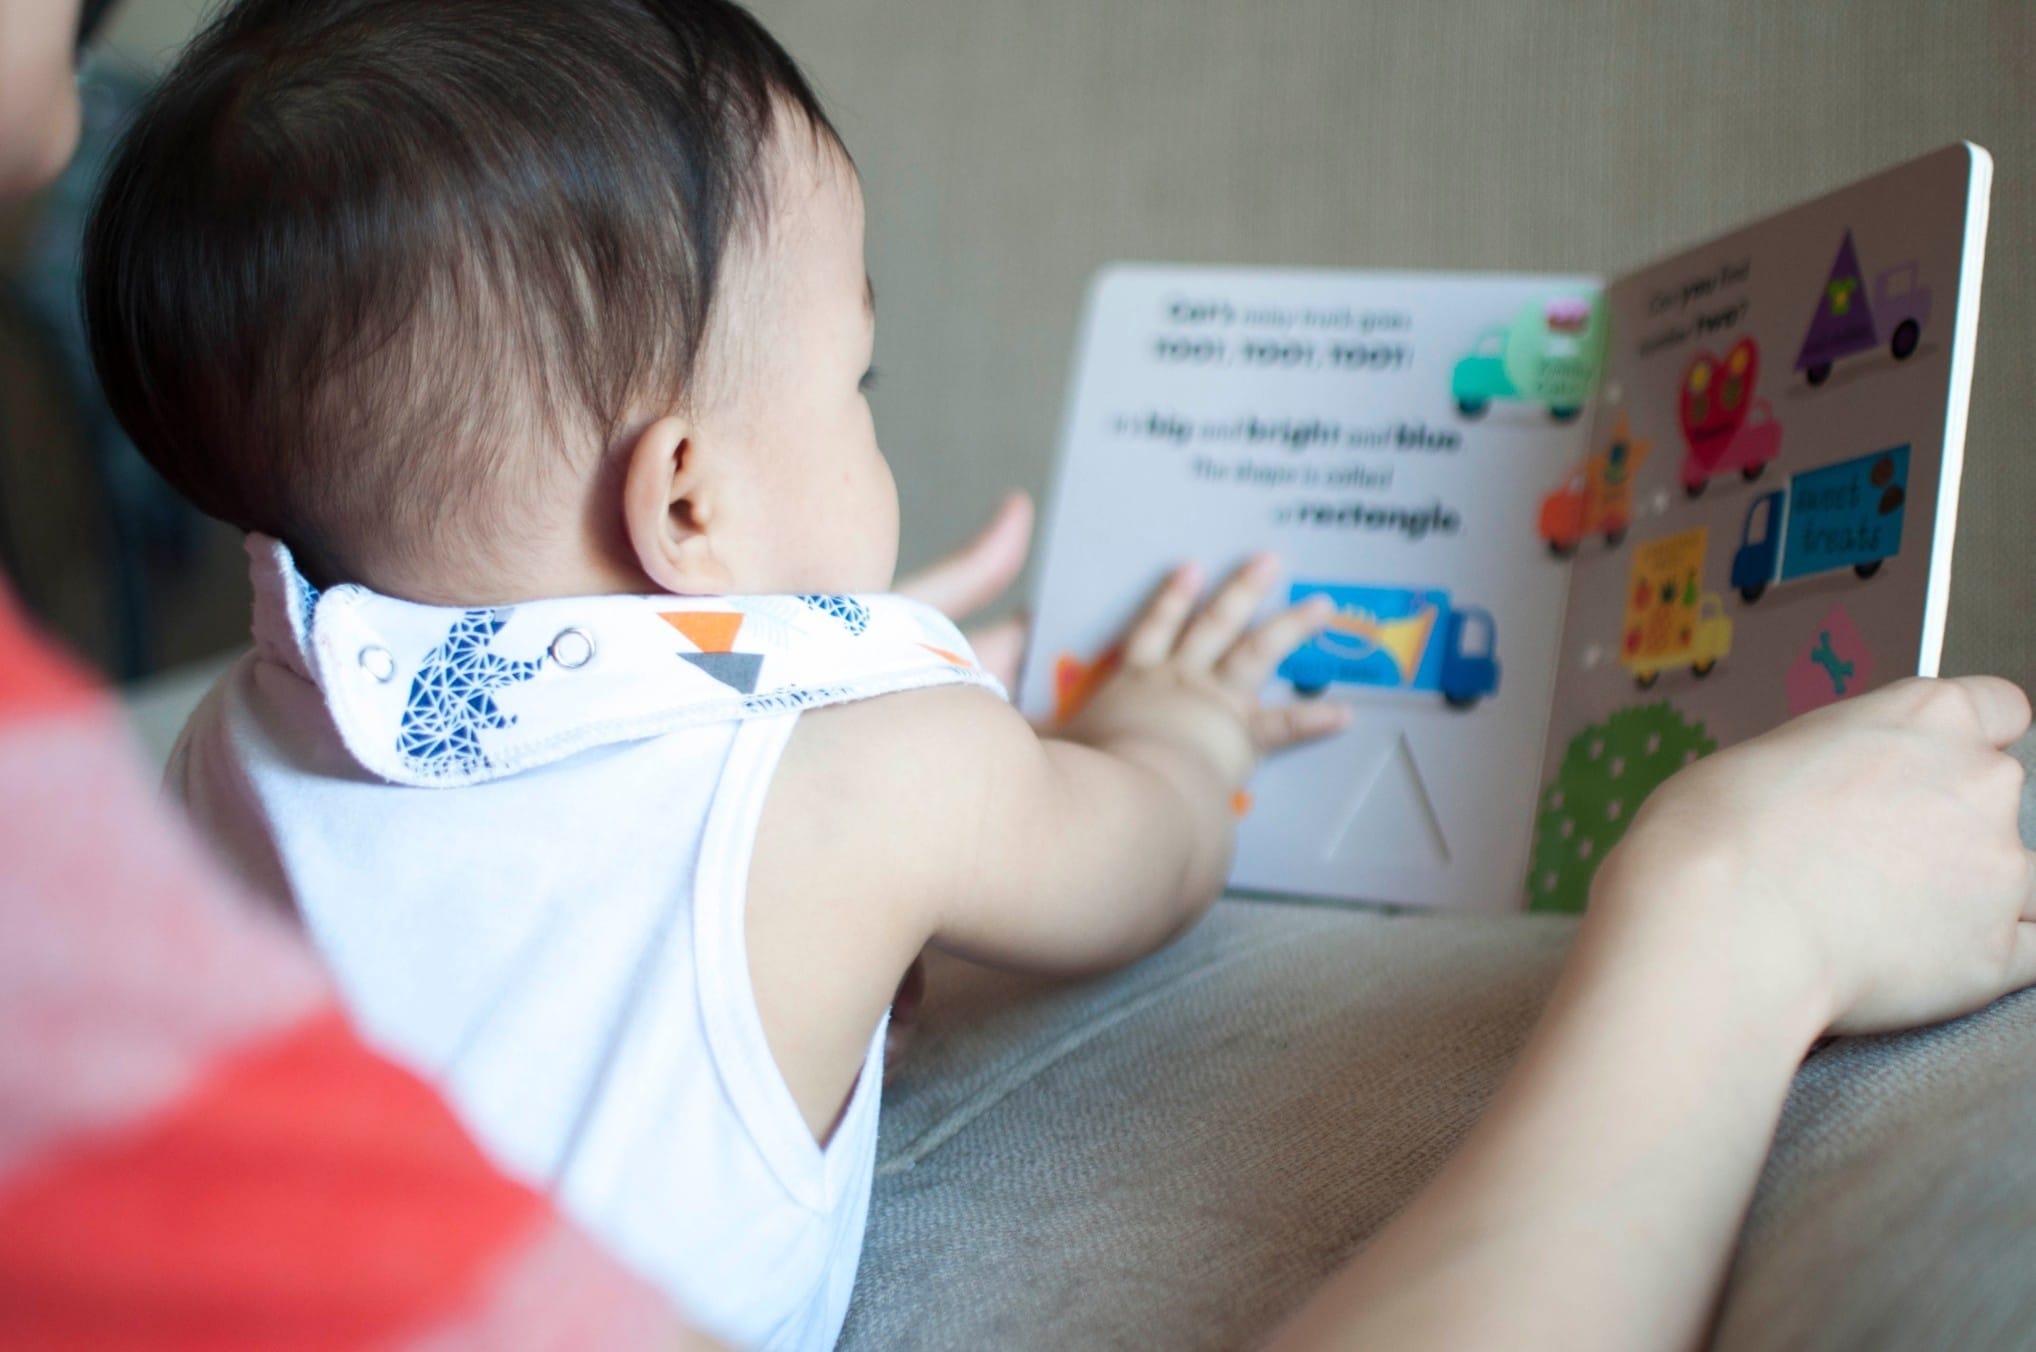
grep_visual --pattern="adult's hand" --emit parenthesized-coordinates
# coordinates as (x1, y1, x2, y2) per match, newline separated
(893, 490, 1033, 689)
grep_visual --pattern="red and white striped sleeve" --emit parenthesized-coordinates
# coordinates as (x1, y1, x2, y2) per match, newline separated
(0, 581, 712, 1350)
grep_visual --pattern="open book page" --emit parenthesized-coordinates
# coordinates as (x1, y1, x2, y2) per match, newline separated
(1526, 144, 1991, 916)
(1020, 266, 1597, 908)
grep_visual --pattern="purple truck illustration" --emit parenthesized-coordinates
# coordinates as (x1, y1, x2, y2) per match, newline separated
(1796, 231, 1932, 387)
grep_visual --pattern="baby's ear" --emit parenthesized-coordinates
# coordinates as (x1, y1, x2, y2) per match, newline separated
(622, 414, 729, 594)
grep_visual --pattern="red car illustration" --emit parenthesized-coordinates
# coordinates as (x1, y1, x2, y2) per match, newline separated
(1679, 338, 1783, 496)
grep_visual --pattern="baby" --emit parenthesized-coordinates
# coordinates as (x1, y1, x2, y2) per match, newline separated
(82, 1, 1344, 1347)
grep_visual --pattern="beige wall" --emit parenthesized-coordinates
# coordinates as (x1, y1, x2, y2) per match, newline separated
(750, 0, 2034, 680)
(100, 0, 217, 66)
(61, 0, 2036, 679)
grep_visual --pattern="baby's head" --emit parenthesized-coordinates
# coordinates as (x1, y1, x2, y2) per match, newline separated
(86, 0, 895, 604)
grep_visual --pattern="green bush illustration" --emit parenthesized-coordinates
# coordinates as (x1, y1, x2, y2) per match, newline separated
(1528, 701, 1717, 914)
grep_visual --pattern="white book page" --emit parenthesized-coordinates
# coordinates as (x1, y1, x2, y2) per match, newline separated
(1021, 265, 1598, 909)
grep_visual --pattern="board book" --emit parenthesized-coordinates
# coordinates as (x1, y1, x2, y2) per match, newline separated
(1018, 144, 1992, 911)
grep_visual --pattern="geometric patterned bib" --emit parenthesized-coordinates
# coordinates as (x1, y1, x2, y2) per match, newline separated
(246, 535, 1005, 788)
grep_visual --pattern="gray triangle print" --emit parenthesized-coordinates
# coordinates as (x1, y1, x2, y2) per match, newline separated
(679, 651, 764, 694)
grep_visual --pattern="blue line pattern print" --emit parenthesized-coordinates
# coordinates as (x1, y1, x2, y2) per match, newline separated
(292, 569, 321, 620)
(397, 609, 545, 777)
(796, 595, 870, 636)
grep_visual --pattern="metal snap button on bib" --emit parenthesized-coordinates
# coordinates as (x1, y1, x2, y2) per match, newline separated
(358, 646, 396, 683)
(549, 628, 595, 669)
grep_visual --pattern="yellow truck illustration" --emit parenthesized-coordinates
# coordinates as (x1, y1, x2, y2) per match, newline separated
(1620, 527, 1732, 689)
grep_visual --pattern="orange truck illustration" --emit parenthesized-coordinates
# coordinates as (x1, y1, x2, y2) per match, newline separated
(1620, 527, 1733, 689)
(1538, 413, 1649, 556)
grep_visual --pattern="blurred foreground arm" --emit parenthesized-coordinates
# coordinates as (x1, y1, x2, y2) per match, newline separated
(0, 585, 713, 1347)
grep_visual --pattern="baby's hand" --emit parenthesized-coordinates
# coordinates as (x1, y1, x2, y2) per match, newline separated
(1063, 556, 1349, 789)
(1599, 675, 2036, 1038)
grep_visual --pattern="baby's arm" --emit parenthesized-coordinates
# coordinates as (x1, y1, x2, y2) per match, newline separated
(1269, 676, 2036, 1352)
(748, 557, 1342, 1131)
(933, 555, 1347, 970)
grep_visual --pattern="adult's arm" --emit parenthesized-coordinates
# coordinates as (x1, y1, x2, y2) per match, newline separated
(0, 583, 716, 1348)
(0, 0, 84, 196)
(1267, 865, 1819, 1351)
(892, 489, 1034, 689)
(1270, 676, 2036, 1352)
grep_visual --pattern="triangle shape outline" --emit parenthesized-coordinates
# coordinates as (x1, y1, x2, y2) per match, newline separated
(1322, 731, 1451, 866)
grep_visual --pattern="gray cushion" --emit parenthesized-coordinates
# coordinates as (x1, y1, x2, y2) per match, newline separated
(1715, 987, 2036, 1352)
(851, 916, 2036, 1352)
(844, 904, 1575, 1349)
(846, 734, 2036, 1349)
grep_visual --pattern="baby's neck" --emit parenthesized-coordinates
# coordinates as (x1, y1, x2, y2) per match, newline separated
(345, 527, 663, 609)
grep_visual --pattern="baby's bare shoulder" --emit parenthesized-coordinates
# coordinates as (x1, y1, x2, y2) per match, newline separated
(742, 685, 1050, 1118)
(744, 685, 1046, 1136)
(783, 682, 1042, 787)
(761, 684, 1049, 905)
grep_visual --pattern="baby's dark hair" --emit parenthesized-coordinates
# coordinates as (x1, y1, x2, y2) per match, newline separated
(84, 0, 838, 588)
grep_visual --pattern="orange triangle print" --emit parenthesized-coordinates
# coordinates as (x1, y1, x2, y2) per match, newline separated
(919, 643, 971, 668)
(660, 611, 743, 653)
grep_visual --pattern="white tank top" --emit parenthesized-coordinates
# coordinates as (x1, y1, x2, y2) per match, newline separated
(171, 537, 1003, 1352)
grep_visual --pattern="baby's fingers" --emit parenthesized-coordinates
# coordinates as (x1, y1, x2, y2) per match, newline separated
(1947, 676, 2033, 749)
(1250, 699, 1352, 753)
(1874, 675, 2033, 748)
(1218, 595, 1337, 691)
(1123, 563, 1203, 667)
(1177, 555, 1279, 668)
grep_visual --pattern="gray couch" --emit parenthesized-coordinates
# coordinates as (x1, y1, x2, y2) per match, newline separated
(842, 737, 2036, 1352)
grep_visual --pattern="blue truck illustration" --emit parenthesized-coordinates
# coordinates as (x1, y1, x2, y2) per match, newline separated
(1730, 445, 1910, 603)
(1277, 582, 1500, 710)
